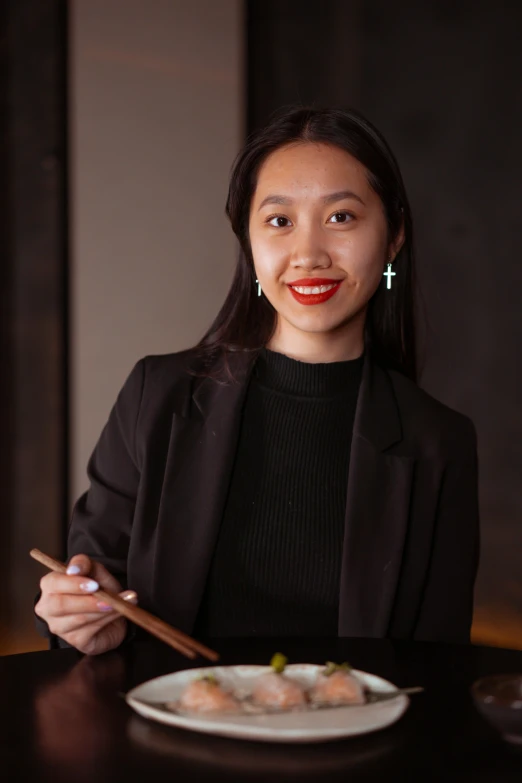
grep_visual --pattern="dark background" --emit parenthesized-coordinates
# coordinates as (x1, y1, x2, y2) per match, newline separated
(1, 0, 521, 651)
(0, 0, 68, 653)
(248, 0, 522, 649)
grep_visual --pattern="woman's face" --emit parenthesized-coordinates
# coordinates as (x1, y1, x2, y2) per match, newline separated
(248, 142, 404, 358)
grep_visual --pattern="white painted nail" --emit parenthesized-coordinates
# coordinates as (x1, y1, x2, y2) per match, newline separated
(66, 564, 81, 575)
(80, 580, 99, 593)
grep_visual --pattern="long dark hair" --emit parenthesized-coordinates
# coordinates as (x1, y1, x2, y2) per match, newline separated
(197, 105, 417, 381)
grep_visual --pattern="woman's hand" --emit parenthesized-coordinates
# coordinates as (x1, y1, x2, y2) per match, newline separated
(35, 554, 137, 655)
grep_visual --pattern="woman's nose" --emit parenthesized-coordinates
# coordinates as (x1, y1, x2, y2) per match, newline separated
(290, 230, 332, 271)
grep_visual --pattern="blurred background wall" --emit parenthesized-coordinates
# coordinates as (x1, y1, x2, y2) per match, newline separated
(0, 0, 520, 653)
(70, 0, 242, 500)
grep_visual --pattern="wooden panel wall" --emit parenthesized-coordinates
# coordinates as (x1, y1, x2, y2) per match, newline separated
(0, 0, 67, 654)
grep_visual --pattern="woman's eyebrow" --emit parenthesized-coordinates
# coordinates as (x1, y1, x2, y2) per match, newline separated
(257, 190, 365, 211)
(323, 190, 365, 206)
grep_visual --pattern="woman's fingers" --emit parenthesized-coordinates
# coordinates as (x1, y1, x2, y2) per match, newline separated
(36, 573, 101, 622)
(38, 556, 124, 606)
(49, 612, 111, 636)
(67, 616, 128, 656)
(65, 553, 92, 576)
(85, 561, 124, 594)
(44, 588, 138, 620)
(95, 589, 138, 612)
(66, 554, 123, 594)
(35, 552, 138, 655)
(49, 590, 138, 638)
(36, 556, 137, 636)
(40, 572, 101, 597)
(45, 593, 106, 618)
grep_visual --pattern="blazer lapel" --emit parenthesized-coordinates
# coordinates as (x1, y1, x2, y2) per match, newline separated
(338, 355, 414, 637)
(151, 353, 254, 633)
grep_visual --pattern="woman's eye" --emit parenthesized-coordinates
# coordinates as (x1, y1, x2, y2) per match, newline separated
(329, 211, 353, 224)
(267, 215, 291, 228)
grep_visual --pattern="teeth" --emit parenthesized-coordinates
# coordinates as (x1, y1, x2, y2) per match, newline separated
(291, 284, 337, 295)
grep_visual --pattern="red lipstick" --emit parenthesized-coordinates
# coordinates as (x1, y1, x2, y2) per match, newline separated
(287, 278, 342, 306)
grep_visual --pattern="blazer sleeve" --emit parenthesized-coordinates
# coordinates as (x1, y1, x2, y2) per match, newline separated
(67, 358, 145, 581)
(414, 418, 480, 643)
(35, 359, 145, 644)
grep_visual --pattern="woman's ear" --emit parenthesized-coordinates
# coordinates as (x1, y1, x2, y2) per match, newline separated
(389, 221, 406, 261)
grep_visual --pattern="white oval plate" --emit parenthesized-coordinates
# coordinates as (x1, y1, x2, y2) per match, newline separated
(126, 664, 409, 743)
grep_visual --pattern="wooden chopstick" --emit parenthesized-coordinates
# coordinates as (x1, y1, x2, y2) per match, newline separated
(30, 548, 219, 662)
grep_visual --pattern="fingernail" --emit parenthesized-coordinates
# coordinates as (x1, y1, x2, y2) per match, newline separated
(97, 602, 113, 611)
(79, 579, 99, 593)
(123, 591, 138, 604)
(66, 564, 81, 575)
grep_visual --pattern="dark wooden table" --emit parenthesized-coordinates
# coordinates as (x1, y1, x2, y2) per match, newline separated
(1, 636, 522, 782)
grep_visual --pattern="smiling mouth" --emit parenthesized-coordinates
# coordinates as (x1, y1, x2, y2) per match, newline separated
(289, 283, 338, 295)
(287, 279, 343, 305)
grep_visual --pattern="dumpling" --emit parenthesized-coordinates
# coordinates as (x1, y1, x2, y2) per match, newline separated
(309, 662, 366, 705)
(178, 675, 241, 713)
(251, 653, 307, 710)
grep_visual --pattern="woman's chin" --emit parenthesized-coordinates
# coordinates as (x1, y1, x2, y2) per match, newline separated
(281, 309, 362, 338)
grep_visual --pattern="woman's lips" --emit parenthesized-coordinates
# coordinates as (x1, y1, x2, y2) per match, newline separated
(287, 278, 342, 306)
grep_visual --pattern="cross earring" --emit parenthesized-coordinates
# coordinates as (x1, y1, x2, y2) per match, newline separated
(383, 262, 396, 290)
(255, 278, 262, 297)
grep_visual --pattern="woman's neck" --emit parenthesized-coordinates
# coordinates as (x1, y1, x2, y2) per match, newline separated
(267, 313, 365, 364)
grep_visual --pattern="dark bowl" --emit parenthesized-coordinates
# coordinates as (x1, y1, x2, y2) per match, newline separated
(471, 674, 522, 745)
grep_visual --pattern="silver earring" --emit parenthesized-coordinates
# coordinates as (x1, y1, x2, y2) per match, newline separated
(255, 278, 262, 297)
(383, 262, 396, 290)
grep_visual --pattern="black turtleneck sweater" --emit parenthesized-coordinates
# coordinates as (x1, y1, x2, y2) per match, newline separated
(195, 348, 364, 637)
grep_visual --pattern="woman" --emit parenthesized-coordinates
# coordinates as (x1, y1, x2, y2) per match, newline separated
(35, 106, 480, 655)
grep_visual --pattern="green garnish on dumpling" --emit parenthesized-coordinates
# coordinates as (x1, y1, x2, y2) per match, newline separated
(198, 674, 218, 685)
(323, 661, 353, 677)
(270, 652, 288, 673)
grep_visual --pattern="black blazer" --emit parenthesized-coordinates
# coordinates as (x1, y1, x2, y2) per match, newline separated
(66, 348, 480, 643)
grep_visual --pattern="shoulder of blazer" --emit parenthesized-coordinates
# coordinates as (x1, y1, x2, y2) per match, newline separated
(385, 367, 477, 458)
(135, 348, 250, 420)
(140, 348, 203, 387)
(136, 348, 207, 410)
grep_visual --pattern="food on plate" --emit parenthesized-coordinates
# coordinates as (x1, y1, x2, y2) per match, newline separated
(250, 653, 308, 710)
(177, 674, 241, 714)
(168, 655, 381, 718)
(129, 657, 418, 743)
(309, 661, 366, 706)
